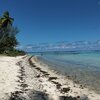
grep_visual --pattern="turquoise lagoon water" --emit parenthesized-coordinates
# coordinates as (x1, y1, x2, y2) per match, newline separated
(29, 51, 100, 93)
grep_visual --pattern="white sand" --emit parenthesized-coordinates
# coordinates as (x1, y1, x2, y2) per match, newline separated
(0, 55, 100, 100)
(0, 56, 23, 100)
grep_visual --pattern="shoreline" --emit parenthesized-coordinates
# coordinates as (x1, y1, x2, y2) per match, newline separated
(30, 56, 100, 100)
(0, 55, 100, 100)
(34, 56, 100, 94)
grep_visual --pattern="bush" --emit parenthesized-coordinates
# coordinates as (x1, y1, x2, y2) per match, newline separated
(4, 49, 26, 57)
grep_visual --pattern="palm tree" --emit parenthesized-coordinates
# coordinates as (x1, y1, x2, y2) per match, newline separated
(0, 11, 14, 29)
(0, 11, 14, 44)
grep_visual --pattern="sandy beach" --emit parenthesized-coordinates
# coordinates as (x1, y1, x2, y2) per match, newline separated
(0, 55, 100, 100)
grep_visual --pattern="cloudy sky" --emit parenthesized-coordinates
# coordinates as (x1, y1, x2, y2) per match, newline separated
(0, 0, 100, 46)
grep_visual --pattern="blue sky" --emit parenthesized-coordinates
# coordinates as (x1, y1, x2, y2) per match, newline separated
(0, 0, 100, 45)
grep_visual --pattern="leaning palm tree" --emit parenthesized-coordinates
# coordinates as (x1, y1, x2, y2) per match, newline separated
(0, 11, 14, 44)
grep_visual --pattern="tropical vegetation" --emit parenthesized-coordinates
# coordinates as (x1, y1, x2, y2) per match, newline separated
(0, 11, 25, 56)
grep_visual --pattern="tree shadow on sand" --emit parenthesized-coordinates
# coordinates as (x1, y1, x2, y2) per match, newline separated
(9, 89, 89, 100)
(28, 90, 49, 100)
(9, 90, 49, 100)
(59, 95, 89, 100)
(59, 96, 78, 100)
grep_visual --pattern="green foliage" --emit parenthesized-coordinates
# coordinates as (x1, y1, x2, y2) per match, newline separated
(0, 26, 19, 53)
(5, 49, 26, 57)
(0, 11, 25, 56)
(0, 11, 14, 29)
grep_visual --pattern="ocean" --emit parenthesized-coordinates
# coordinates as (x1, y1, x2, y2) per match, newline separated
(29, 50, 100, 93)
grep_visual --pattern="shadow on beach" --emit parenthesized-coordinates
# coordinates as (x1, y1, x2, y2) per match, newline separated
(28, 90, 49, 100)
(28, 90, 85, 100)
(9, 89, 89, 100)
(9, 90, 49, 100)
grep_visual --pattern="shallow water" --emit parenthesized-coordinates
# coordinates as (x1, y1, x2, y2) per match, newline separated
(29, 51, 100, 93)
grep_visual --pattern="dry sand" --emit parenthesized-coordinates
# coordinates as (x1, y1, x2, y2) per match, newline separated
(0, 56, 23, 100)
(0, 55, 100, 100)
